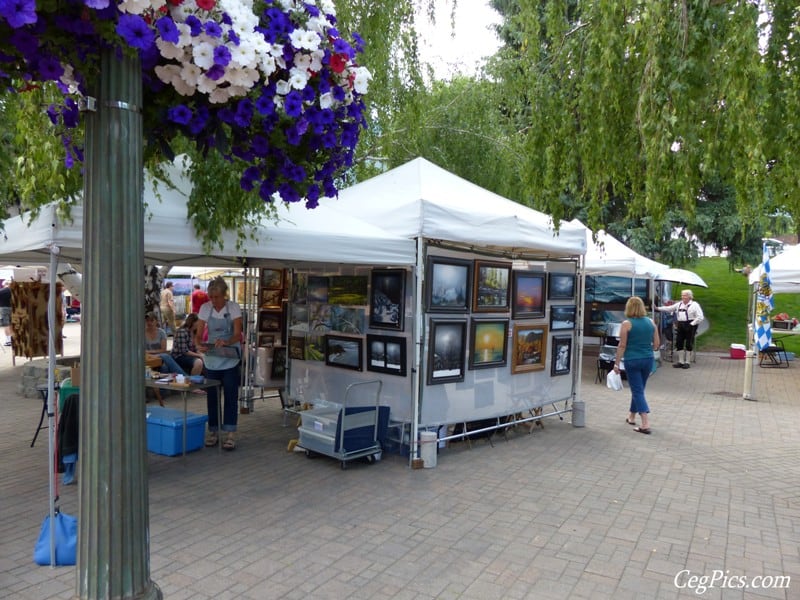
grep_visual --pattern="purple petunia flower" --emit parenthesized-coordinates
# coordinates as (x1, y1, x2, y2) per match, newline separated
(116, 14, 154, 51)
(0, 0, 37, 29)
(155, 17, 180, 44)
(213, 45, 231, 67)
(305, 184, 320, 208)
(205, 64, 225, 81)
(168, 105, 193, 125)
(251, 135, 269, 156)
(37, 56, 64, 81)
(185, 15, 203, 37)
(227, 29, 240, 46)
(233, 98, 253, 127)
(83, 0, 109, 7)
(352, 32, 365, 53)
(278, 182, 300, 203)
(284, 90, 303, 117)
(240, 166, 260, 192)
(332, 38, 352, 58)
(205, 21, 222, 38)
(285, 125, 301, 146)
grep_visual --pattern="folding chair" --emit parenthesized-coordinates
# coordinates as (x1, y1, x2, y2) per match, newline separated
(759, 339, 789, 368)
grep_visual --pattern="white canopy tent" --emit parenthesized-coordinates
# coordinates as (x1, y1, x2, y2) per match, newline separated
(579, 223, 668, 278)
(748, 244, 800, 293)
(0, 159, 416, 269)
(323, 158, 588, 455)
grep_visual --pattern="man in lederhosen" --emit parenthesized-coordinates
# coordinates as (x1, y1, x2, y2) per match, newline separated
(656, 289, 704, 369)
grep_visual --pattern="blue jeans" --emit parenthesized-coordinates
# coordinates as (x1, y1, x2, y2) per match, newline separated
(157, 353, 186, 376)
(206, 364, 240, 432)
(625, 357, 652, 415)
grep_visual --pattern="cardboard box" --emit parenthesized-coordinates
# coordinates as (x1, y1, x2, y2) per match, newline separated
(145, 406, 208, 456)
(70, 363, 80, 388)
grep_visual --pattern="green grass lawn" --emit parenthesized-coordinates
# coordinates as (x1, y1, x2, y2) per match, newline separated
(673, 257, 800, 354)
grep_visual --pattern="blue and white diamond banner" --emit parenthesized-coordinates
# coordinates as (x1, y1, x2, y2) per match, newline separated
(755, 243, 773, 351)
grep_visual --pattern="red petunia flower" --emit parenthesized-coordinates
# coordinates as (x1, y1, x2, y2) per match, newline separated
(196, 0, 216, 10)
(330, 53, 346, 74)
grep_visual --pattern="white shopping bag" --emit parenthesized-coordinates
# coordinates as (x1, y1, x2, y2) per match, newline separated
(606, 370, 623, 391)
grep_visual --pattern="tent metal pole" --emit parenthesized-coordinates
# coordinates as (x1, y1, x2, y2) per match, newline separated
(47, 245, 58, 566)
(573, 255, 585, 405)
(410, 237, 424, 467)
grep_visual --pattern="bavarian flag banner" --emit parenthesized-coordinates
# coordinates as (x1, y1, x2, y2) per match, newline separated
(755, 243, 774, 351)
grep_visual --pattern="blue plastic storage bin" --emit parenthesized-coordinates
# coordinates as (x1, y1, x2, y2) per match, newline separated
(145, 406, 208, 456)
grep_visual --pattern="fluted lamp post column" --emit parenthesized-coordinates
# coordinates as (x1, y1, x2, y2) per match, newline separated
(77, 49, 161, 600)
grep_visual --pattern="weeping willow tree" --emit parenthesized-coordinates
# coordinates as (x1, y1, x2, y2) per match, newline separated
(492, 0, 799, 239)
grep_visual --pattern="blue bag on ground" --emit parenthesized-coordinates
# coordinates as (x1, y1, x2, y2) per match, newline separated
(33, 511, 77, 566)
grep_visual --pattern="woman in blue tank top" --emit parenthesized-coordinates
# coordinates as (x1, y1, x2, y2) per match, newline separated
(614, 296, 660, 434)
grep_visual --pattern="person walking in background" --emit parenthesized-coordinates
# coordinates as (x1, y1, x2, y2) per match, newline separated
(195, 276, 242, 451)
(615, 296, 660, 435)
(656, 289, 704, 368)
(191, 283, 209, 314)
(0, 280, 12, 346)
(160, 281, 176, 335)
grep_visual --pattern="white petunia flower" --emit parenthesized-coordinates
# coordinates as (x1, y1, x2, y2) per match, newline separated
(288, 67, 309, 90)
(156, 39, 187, 61)
(180, 63, 203, 87)
(319, 92, 334, 109)
(192, 41, 216, 70)
(118, 0, 153, 14)
(352, 66, 372, 94)
(275, 80, 291, 95)
(319, 0, 336, 15)
(294, 53, 312, 71)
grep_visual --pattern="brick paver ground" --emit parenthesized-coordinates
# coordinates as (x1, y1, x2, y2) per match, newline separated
(1, 324, 798, 599)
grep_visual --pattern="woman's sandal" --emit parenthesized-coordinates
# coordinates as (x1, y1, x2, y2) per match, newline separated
(633, 427, 651, 435)
(204, 432, 218, 447)
(625, 418, 636, 426)
(222, 434, 236, 451)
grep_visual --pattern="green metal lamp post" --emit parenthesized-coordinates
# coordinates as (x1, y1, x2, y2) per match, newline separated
(77, 49, 161, 600)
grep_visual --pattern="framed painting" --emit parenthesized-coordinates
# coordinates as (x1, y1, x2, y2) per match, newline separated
(551, 336, 572, 376)
(425, 256, 471, 313)
(469, 318, 509, 370)
(258, 310, 282, 332)
(426, 319, 467, 385)
(366, 334, 407, 377)
(305, 334, 325, 361)
(472, 260, 511, 313)
(548, 273, 576, 300)
(328, 275, 369, 305)
(271, 346, 287, 380)
(291, 272, 308, 304)
(512, 271, 546, 319)
(260, 288, 283, 309)
(288, 335, 305, 360)
(324, 334, 363, 371)
(330, 306, 365, 334)
(550, 305, 577, 331)
(261, 268, 283, 289)
(258, 334, 275, 347)
(511, 323, 548, 374)
(370, 269, 405, 331)
(307, 276, 329, 303)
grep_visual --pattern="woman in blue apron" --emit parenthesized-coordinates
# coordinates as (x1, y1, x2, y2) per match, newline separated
(195, 277, 243, 450)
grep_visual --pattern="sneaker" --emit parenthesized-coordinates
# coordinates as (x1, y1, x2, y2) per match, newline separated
(673, 362, 683, 368)
(682, 363, 690, 369)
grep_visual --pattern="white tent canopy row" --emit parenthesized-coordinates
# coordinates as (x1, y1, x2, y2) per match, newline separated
(575, 220, 669, 278)
(749, 244, 800, 294)
(0, 157, 417, 269)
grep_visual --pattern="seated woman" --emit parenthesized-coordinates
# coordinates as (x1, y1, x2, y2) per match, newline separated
(171, 313, 204, 375)
(145, 312, 186, 375)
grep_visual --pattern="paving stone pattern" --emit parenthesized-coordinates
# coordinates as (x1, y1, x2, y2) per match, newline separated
(1, 325, 798, 599)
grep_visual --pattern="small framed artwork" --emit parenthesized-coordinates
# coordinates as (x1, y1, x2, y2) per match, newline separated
(550, 336, 572, 375)
(305, 334, 325, 361)
(512, 271, 546, 319)
(426, 256, 472, 313)
(550, 305, 577, 331)
(511, 323, 548, 374)
(330, 306, 366, 334)
(469, 318, 509, 370)
(427, 319, 467, 385)
(291, 272, 308, 305)
(328, 275, 369, 305)
(366, 334, 407, 377)
(548, 272, 576, 300)
(288, 335, 305, 360)
(370, 269, 405, 331)
(473, 260, 511, 313)
(258, 310, 282, 332)
(260, 288, 283, 309)
(261, 268, 283, 289)
(307, 276, 329, 303)
(271, 346, 287, 380)
(258, 334, 275, 347)
(324, 334, 363, 371)
(551, 336, 572, 376)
